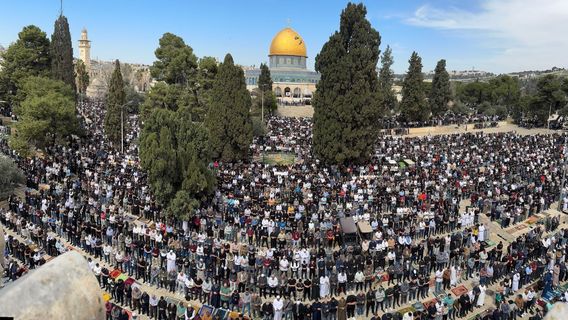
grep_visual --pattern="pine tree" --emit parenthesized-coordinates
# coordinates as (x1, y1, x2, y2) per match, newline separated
(430, 59, 451, 116)
(150, 33, 198, 86)
(312, 3, 381, 165)
(206, 54, 253, 161)
(400, 52, 428, 121)
(51, 15, 76, 94)
(104, 60, 126, 148)
(9, 76, 79, 155)
(378, 45, 396, 112)
(0, 25, 51, 108)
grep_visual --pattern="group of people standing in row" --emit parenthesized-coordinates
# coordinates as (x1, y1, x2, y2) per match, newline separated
(1, 100, 567, 320)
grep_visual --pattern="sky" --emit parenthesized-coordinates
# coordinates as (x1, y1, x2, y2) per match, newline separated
(1, 0, 566, 74)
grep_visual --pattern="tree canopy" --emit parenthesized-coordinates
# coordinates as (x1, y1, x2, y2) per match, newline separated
(150, 33, 198, 86)
(400, 51, 428, 121)
(139, 33, 220, 220)
(258, 63, 273, 92)
(51, 15, 76, 94)
(312, 2, 382, 165)
(0, 156, 25, 200)
(519, 74, 567, 125)
(0, 25, 51, 109)
(456, 75, 520, 111)
(9, 76, 79, 156)
(429, 59, 451, 117)
(205, 54, 252, 161)
(143, 34, 216, 122)
(378, 45, 396, 112)
(75, 59, 89, 96)
(140, 107, 214, 219)
(104, 60, 126, 147)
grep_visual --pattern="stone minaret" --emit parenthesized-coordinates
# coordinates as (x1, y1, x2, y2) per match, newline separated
(78, 28, 91, 70)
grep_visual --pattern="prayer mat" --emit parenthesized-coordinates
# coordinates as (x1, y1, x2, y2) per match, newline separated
(398, 306, 415, 315)
(525, 216, 539, 224)
(485, 240, 496, 247)
(422, 299, 437, 310)
(103, 292, 111, 302)
(515, 224, 527, 231)
(116, 273, 128, 282)
(110, 269, 121, 279)
(451, 285, 468, 297)
(166, 296, 183, 305)
(124, 277, 135, 286)
(199, 305, 215, 317)
(123, 215, 137, 223)
(413, 302, 425, 312)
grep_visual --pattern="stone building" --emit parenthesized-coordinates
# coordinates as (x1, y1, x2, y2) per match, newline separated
(77, 28, 154, 98)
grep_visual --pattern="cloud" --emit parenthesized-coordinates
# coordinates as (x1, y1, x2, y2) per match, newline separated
(405, 0, 568, 72)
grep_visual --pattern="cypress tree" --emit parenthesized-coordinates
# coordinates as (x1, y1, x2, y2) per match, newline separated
(430, 59, 451, 116)
(312, 2, 381, 165)
(51, 15, 76, 94)
(258, 63, 273, 92)
(255, 63, 276, 116)
(75, 59, 89, 96)
(206, 54, 252, 161)
(104, 60, 126, 147)
(400, 52, 428, 121)
(378, 45, 396, 112)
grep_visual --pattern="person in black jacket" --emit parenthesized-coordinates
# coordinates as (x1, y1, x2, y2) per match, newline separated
(261, 301, 273, 320)
(292, 301, 306, 320)
(124, 284, 132, 308)
(140, 291, 149, 316)
(366, 289, 376, 316)
(329, 297, 338, 320)
(115, 280, 124, 305)
(346, 293, 357, 318)
(157, 296, 168, 320)
(311, 299, 322, 320)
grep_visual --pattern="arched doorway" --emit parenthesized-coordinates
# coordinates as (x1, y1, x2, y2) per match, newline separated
(284, 87, 291, 97)
(274, 87, 282, 97)
(293, 88, 301, 98)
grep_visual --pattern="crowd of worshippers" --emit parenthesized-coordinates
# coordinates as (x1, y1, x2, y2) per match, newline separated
(3, 204, 567, 320)
(381, 114, 504, 130)
(0, 100, 567, 320)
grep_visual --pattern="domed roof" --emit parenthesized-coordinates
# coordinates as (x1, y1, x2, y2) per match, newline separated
(269, 27, 307, 57)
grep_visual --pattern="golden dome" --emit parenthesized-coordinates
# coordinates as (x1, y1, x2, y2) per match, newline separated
(269, 27, 307, 57)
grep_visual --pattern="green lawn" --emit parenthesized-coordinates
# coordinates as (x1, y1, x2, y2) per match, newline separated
(260, 152, 296, 165)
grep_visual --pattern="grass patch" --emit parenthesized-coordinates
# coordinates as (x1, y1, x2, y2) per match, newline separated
(261, 152, 296, 165)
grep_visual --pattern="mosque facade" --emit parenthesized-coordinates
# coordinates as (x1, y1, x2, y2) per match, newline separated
(245, 27, 319, 101)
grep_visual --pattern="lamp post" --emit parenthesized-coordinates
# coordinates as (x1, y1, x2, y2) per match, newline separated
(261, 89, 264, 124)
(259, 84, 266, 163)
(120, 100, 134, 154)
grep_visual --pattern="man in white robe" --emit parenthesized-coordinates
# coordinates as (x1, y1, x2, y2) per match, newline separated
(166, 250, 177, 272)
(273, 295, 284, 320)
(319, 275, 330, 298)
